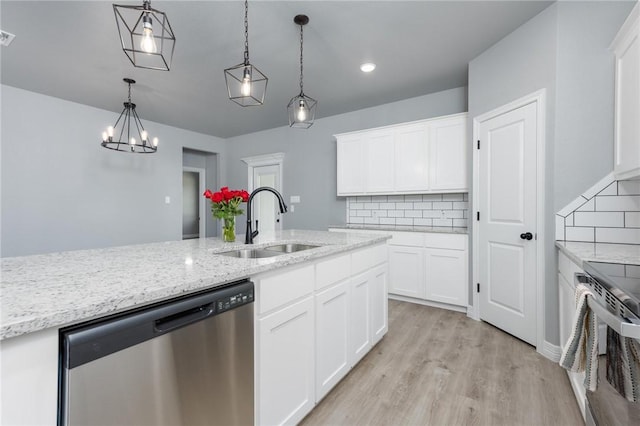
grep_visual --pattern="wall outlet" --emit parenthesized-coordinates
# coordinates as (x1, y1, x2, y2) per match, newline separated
(290, 195, 301, 203)
(441, 210, 446, 218)
(165, 196, 171, 204)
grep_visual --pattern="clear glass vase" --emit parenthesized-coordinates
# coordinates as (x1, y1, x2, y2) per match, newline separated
(222, 217, 236, 242)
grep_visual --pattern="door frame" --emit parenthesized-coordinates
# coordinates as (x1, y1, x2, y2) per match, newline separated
(471, 89, 546, 353)
(183, 166, 206, 238)
(242, 152, 285, 229)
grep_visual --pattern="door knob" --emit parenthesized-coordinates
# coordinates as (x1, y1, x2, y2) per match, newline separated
(520, 232, 533, 240)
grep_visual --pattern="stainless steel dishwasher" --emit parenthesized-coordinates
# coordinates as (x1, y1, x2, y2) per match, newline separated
(58, 279, 254, 426)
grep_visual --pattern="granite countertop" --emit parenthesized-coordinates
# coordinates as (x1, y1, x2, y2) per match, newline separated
(555, 241, 640, 267)
(330, 224, 468, 235)
(0, 230, 389, 340)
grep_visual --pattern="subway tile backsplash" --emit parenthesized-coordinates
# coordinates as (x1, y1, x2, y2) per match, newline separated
(556, 172, 640, 245)
(347, 193, 469, 227)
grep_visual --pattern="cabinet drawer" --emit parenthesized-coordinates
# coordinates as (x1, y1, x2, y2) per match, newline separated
(423, 233, 467, 250)
(389, 231, 424, 247)
(257, 265, 314, 315)
(316, 253, 351, 290)
(352, 244, 387, 274)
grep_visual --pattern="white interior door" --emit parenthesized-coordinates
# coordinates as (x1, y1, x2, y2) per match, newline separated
(478, 101, 537, 346)
(252, 164, 282, 234)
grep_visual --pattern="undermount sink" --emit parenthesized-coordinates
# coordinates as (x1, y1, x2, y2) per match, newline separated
(218, 248, 281, 259)
(263, 243, 320, 253)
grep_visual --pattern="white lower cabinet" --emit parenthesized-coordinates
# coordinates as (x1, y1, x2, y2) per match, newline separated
(350, 270, 372, 365)
(257, 297, 315, 426)
(424, 248, 467, 306)
(388, 245, 425, 298)
(370, 264, 389, 345)
(315, 280, 350, 401)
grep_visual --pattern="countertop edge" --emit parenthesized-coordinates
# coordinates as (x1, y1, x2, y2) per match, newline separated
(555, 241, 640, 267)
(329, 224, 468, 235)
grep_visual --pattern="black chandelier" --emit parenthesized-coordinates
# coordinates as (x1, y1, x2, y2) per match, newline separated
(101, 78, 158, 154)
(113, 0, 176, 71)
(224, 0, 268, 106)
(287, 14, 317, 128)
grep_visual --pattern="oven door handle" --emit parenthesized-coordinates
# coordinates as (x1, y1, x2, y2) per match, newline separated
(575, 273, 640, 339)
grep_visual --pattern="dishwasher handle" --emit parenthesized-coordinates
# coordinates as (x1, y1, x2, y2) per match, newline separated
(154, 302, 214, 333)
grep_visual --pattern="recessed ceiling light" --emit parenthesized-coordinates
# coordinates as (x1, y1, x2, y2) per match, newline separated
(360, 63, 376, 73)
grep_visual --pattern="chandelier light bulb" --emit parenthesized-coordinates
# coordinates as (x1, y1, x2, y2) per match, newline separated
(152, 137, 159, 147)
(141, 130, 148, 142)
(102, 131, 108, 142)
(107, 126, 114, 138)
(241, 67, 252, 96)
(140, 15, 158, 54)
(130, 137, 136, 145)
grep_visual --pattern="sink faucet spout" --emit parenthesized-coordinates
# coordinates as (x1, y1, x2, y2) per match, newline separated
(245, 187, 288, 244)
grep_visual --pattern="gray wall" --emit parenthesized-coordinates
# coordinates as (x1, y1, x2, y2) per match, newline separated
(1, 85, 227, 257)
(468, 1, 633, 346)
(225, 87, 468, 234)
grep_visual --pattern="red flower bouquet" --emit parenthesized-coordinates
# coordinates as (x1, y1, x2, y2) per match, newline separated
(203, 187, 250, 242)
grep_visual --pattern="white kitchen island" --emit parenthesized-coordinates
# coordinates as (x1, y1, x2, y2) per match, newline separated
(0, 230, 390, 425)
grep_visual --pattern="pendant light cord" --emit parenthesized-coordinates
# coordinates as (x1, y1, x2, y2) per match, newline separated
(299, 23, 304, 95)
(243, 0, 249, 65)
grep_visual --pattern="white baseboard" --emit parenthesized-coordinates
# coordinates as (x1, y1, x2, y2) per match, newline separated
(388, 294, 467, 314)
(540, 340, 562, 362)
(466, 304, 479, 321)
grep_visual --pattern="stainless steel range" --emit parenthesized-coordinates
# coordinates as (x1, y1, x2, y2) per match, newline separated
(576, 261, 640, 425)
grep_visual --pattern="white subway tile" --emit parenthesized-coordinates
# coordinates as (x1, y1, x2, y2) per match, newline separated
(423, 210, 442, 218)
(387, 195, 405, 202)
(555, 215, 565, 241)
(463, 210, 468, 219)
(577, 198, 595, 212)
(596, 228, 640, 244)
(364, 202, 380, 210)
(349, 209, 358, 216)
(356, 210, 372, 217)
(405, 195, 423, 202)
(582, 172, 615, 199)
(395, 202, 413, 210)
(414, 218, 433, 226)
(626, 212, 640, 228)
(356, 196, 372, 202)
(433, 219, 453, 227)
(396, 218, 414, 226)
(350, 203, 363, 210)
(595, 195, 640, 212)
(565, 227, 595, 242)
(379, 202, 396, 210)
(619, 181, 640, 196)
(574, 211, 624, 227)
(371, 195, 388, 202)
(433, 201, 453, 210)
(388, 210, 405, 217)
(414, 202, 433, 210)
(372, 210, 388, 218)
(598, 182, 618, 196)
(364, 217, 379, 225)
(452, 219, 468, 227)
(422, 194, 443, 201)
(453, 201, 469, 210)
(349, 217, 364, 224)
(444, 210, 464, 219)
(566, 213, 574, 226)
(405, 210, 423, 218)
(379, 218, 396, 225)
(442, 193, 464, 201)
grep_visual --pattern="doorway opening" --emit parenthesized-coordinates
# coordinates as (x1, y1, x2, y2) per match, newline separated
(182, 148, 218, 238)
(242, 153, 285, 235)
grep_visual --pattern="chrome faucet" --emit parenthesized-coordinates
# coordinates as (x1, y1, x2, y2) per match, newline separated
(245, 187, 288, 244)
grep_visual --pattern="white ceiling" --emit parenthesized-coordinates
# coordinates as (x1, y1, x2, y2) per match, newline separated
(1, 1, 552, 138)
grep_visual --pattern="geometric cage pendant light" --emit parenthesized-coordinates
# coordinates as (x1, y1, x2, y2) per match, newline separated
(101, 78, 158, 154)
(113, 0, 176, 71)
(224, 0, 268, 106)
(287, 14, 317, 128)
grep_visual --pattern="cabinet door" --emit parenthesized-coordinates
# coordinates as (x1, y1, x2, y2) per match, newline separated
(428, 114, 468, 191)
(370, 263, 388, 346)
(394, 123, 429, 192)
(337, 134, 365, 195)
(315, 280, 350, 401)
(613, 15, 640, 180)
(350, 271, 371, 366)
(388, 245, 425, 299)
(258, 297, 314, 426)
(424, 248, 467, 307)
(366, 129, 395, 193)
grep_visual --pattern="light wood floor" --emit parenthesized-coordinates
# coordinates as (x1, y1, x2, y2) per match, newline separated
(301, 300, 584, 426)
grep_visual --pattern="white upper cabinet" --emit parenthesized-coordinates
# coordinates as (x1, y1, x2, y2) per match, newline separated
(612, 3, 640, 180)
(335, 113, 468, 196)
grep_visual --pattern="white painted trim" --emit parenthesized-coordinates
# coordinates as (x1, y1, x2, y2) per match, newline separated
(466, 304, 478, 321)
(183, 166, 206, 238)
(471, 89, 547, 354)
(541, 340, 562, 363)
(242, 153, 285, 229)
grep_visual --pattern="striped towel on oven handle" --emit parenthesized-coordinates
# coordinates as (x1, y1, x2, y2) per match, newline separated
(560, 283, 599, 391)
